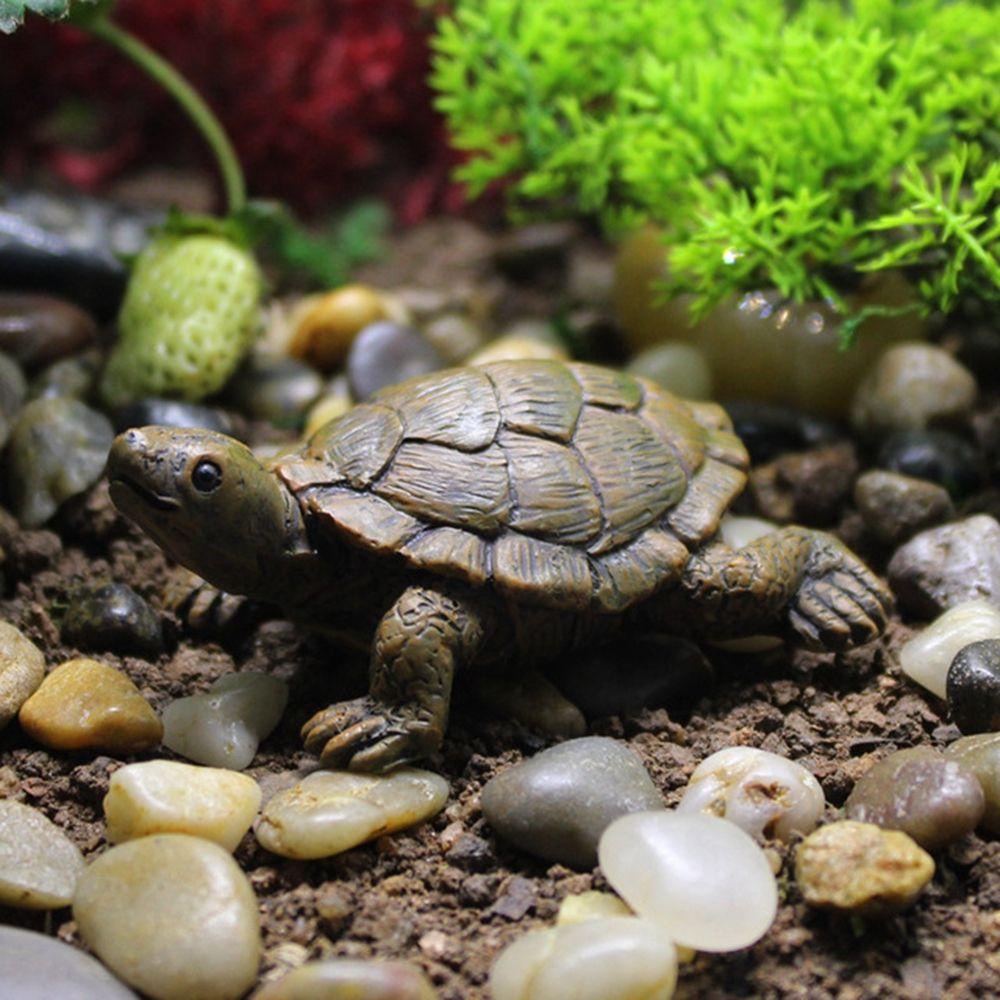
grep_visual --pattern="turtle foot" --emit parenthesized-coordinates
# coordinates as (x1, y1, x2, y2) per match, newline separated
(301, 696, 441, 773)
(790, 534, 892, 651)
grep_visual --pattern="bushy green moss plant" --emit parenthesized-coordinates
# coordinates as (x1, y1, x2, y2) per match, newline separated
(432, 0, 999, 331)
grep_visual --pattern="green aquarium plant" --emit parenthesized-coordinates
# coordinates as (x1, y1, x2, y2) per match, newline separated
(2, 0, 387, 405)
(432, 0, 999, 338)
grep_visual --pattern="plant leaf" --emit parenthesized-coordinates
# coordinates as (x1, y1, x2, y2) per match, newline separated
(0, 0, 102, 33)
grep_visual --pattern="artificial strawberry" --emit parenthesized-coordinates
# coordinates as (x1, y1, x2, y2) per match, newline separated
(100, 233, 263, 407)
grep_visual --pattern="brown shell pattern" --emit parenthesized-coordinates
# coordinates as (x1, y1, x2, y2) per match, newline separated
(274, 360, 749, 613)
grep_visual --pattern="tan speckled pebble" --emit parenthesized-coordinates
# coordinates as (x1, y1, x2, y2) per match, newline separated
(73, 834, 261, 1000)
(795, 820, 934, 917)
(0, 799, 84, 908)
(0, 621, 45, 729)
(18, 658, 161, 753)
(104, 760, 262, 851)
(491, 916, 677, 1000)
(255, 768, 448, 860)
(252, 959, 436, 999)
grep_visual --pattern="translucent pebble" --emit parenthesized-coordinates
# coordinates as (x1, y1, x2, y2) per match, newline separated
(556, 890, 631, 925)
(73, 834, 261, 1000)
(104, 760, 262, 851)
(490, 916, 677, 1000)
(162, 672, 288, 770)
(255, 767, 448, 859)
(0, 620, 45, 730)
(898, 600, 1000, 699)
(0, 799, 85, 908)
(676, 747, 825, 843)
(252, 959, 436, 1000)
(598, 811, 778, 952)
(626, 342, 712, 400)
(717, 514, 777, 550)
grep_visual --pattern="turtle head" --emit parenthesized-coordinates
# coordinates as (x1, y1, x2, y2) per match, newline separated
(108, 426, 300, 597)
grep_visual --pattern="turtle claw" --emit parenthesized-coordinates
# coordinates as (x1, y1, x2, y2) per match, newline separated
(301, 696, 436, 772)
(792, 534, 892, 651)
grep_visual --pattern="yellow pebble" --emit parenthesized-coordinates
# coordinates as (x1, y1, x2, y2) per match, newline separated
(19, 658, 162, 753)
(289, 285, 389, 372)
(302, 390, 353, 440)
(467, 328, 568, 366)
(795, 820, 934, 917)
(556, 890, 631, 925)
(252, 959, 436, 1000)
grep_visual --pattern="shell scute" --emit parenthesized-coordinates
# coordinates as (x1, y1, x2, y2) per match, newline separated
(570, 362, 643, 410)
(486, 359, 583, 441)
(493, 534, 592, 611)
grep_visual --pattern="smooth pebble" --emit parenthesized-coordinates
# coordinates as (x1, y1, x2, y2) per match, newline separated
(289, 285, 390, 371)
(795, 820, 933, 917)
(162, 672, 288, 770)
(19, 658, 162, 753)
(5, 396, 114, 526)
(898, 600, 1000, 699)
(30, 349, 101, 401)
(224, 351, 324, 426)
(0, 799, 85, 908)
(626, 342, 712, 399)
(482, 736, 664, 868)
(475, 670, 584, 738)
(717, 514, 777, 550)
(256, 767, 448, 859)
(422, 312, 486, 363)
(61, 582, 163, 657)
(946, 639, 1000, 735)
(850, 343, 976, 439)
(598, 811, 777, 951)
(104, 759, 262, 851)
(0, 925, 137, 999)
(490, 917, 677, 1000)
(252, 959, 436, 1000)
(945, 733, 1000, 834)
(853, 470, 954, 545)
(676, 747, 825, 842)
(888, 515, 1000, 617)
(845, 747, 984, 850)
(556, 890, 631, 925)
(0, 620, 45, 729)
(877, 429, 982, 499)
(114, 397, 236, 436)
(467, 329, 568, 366)
(721, 400, 842, 464)
(73, 833, 262, 1000)
(346, 321, 442, 400)
(0, 292, 98, 369)
(303, 382, 353, 439)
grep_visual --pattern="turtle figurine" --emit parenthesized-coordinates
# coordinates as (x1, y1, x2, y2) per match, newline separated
(108, 359, 890, 772)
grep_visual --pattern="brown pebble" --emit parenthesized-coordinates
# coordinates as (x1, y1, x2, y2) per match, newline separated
(0, 293, 97, 371)
(289, 285, 389, 371)
(19, 658, 162, 753)
(945, 733, 1000, 834)
(844, 747, 984, 850)
(795, 820, 934, 917)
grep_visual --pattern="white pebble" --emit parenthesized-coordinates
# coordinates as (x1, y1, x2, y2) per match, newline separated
(104, 760, 262, 852)
(491, 916, 677, 1000)
(718, 515, 777, 550)
(599, 811, 777, 952)
(676, 747, 825, 843)
(163, 673, 288, 770)
(255, 767, 448, 859)
(73, 834, 261, 1000)
(899, 600, 1000, 699)
(0, 799, 84, 909)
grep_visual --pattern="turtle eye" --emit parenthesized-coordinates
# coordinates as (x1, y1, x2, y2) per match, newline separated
(191, 460, 222, 493)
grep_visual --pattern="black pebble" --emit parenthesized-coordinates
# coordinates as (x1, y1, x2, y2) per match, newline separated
(947, 638, 1000, 735)
(721, 400, 842, 464)
(61, 582, 164, 658)
(877, 429, 983, 499)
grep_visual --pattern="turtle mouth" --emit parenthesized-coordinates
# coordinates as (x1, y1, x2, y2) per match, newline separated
(110, 474, 181, 513)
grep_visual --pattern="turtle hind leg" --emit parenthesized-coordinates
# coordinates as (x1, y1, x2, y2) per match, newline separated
(643, 527, 891, 651)
(302, 584, 494, 772)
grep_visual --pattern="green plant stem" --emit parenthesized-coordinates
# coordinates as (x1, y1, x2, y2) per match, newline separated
(81, 16, 246, 214)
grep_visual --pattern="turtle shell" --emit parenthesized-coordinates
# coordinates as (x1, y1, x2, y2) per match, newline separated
(273, 360, 748, 613)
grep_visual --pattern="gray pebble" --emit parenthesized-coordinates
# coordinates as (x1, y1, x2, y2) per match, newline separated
(30, 348, 101, 401)
(62, 583, 163, 657)
(347, 321, 443, 401)
(5, 396, 114, 526)
(888, 515, 1000, 617)
(114, 397, 236, 437)
(947, 639, 1000, 735)
(0, 351, 27, 449)
(851, 343, 977, 440)
(945, 733, 1000, 834)
(481, 736, 664, 868)
(223, 352, 323, 426)
(0, 925, 137, 999)
(854, 470, 954, 545)
(845, 747, 984, 850)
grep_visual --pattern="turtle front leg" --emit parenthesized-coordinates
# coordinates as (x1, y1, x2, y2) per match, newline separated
(302, 584, 492, 772)
(646, 527, 891, 651)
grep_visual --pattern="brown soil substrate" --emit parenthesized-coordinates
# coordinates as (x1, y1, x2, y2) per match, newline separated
(0, 478, 997, 999)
